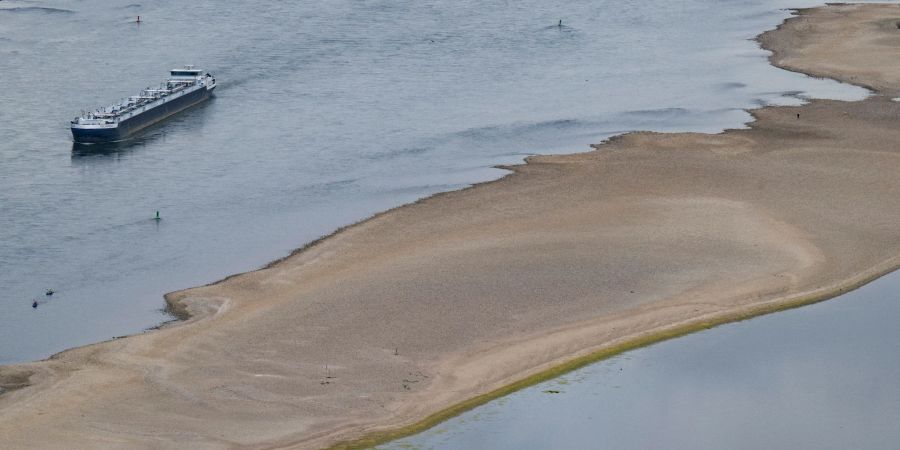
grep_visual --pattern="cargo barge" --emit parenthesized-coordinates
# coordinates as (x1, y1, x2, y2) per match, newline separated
(71, 66, 216, 143)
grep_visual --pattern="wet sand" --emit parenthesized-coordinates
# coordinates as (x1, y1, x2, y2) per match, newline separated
(2, 4, 900, 449)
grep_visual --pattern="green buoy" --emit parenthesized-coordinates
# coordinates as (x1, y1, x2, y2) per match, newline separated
(154, 211, 161, 221)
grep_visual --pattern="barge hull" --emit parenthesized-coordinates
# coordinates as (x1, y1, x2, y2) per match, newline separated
(72, 86, 212, 144)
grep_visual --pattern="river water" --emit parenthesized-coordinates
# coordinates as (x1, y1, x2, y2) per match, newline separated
(384, 270, 900, 450)
(0, 0, 875, 364)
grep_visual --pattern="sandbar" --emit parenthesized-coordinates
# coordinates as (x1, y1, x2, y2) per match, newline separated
(2, 4, 900, 449)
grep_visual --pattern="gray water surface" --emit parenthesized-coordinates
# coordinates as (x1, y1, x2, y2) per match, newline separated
(0, 0, 875, 363)
(384, 270, 900, 450)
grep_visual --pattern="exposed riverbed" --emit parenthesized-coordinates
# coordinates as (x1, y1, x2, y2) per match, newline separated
(385, 270, 900, 450)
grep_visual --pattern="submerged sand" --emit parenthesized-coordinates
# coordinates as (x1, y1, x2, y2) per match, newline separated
(2, 4, 900, 449)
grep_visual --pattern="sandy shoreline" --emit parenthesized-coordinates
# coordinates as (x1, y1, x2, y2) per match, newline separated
(3, 4, 900, 449)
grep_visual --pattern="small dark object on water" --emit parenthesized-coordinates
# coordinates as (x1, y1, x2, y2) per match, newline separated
(543, 389, 561, 394)
(797, 113, 800, 119)
(135, 15, 141, 23)
(45, 289, 54, 296)
(558, 19, 562, 27)
(154, 211, 161, 221)
(895, 21, 900, 29)
(32, 300, 38, 309)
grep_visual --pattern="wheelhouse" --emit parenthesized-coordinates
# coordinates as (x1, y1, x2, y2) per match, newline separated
(169, 65, 202, 79)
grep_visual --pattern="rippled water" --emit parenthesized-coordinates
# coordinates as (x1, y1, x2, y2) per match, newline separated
(0, 0, 874, 363)
(385, 270, 900, 450)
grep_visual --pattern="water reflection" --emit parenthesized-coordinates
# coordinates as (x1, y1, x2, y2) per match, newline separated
(71, 140, 144, 161)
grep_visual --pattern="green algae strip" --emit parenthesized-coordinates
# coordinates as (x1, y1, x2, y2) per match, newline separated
(328, 263, 899, 450)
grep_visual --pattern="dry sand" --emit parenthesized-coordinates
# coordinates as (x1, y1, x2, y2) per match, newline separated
(3, 4, 900, 449)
